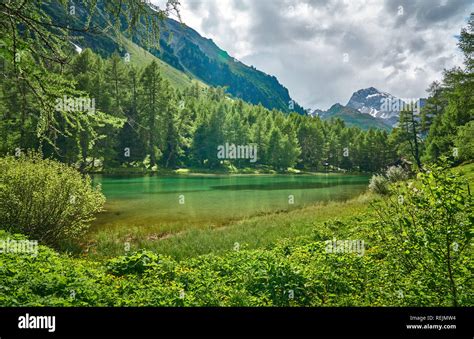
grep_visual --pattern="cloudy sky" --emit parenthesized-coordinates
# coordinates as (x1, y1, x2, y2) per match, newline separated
(157, 0, 472, 110)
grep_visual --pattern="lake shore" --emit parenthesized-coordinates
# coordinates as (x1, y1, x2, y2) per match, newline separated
(80, 190, 374, 261)
(83, 164, 375, 176)
(81, 173, 370, 260)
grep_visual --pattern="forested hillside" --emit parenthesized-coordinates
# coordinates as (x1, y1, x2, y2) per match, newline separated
(316, 103, 392, 131)
(41, 1, 305, 114)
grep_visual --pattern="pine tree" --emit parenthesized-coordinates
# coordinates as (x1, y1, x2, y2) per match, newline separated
(297, 118, 324, 170)
(391, 110, 423, 169)
(139, 61, 163, 167)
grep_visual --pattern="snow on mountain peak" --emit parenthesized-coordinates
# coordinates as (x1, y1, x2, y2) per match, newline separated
(346, 87, 401, 124)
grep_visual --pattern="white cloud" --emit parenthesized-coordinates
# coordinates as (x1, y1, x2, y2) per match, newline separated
(155, 0, 472, 109)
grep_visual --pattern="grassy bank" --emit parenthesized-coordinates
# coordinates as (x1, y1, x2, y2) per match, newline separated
(0, 194, 423, 307)
(83, 193, 374, 261)
(454, 161, 474, 182)
(0, 227, 387, 307)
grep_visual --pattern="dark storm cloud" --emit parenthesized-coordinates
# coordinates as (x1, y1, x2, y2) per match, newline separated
(246, 1, 289, 46)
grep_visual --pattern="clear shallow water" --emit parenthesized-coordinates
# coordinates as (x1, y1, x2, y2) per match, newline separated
(90, 174, 370, 232)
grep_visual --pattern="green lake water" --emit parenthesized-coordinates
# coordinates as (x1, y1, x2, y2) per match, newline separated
(90, 174, 370, 233)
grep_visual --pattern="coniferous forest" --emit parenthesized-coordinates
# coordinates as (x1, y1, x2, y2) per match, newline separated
(1, 45, 399, 173)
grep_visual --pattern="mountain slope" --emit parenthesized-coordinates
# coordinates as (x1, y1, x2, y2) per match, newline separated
(313, 103, 392, 131)
(120, 37, 205, 90)
(139, 18, 305, 114)
(43, 2, 203, 91)
(43, 1, 304, 113)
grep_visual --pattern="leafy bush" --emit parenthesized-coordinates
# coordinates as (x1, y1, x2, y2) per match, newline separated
(368, 174, 390, 195)
(385, 166, 408, 183)
(106, 250, 172, 276)
(0, 154, 105, 248)
(373, 163, 473, 306)
(455, 121, 474, 161)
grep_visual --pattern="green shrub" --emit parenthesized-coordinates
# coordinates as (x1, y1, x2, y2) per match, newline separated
(368, 174, 390, 195)
(106, 250, 172, 276)
(0, 154, 105, 248)
(385, 166, 408, 183)
(373, 163, 473, 306)
(455, 121, 474, 161)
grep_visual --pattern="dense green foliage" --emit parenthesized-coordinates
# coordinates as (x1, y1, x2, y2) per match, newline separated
(0, 154, 105, 248)
(0, 164, 471, 307)
(0, 0, 176, 167)
(373, 162, 473, 306)
(455, 121, 474, 161)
